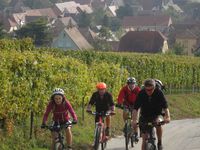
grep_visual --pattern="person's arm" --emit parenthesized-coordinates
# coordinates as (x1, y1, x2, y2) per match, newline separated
(164, 108, 170, 123)
(132, 92, 142, 126)
(42, 102, 53, 124)
(86, 93, 95, 112)
(109, 93, 115, 112)
(117, 87, 125, 105)
(66, 100, 78, 122)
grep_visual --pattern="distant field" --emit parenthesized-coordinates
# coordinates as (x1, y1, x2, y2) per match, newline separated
(190, 0, 200, 2)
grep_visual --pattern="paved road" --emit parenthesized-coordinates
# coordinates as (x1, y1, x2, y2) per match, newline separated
(106, 118, 200, 150)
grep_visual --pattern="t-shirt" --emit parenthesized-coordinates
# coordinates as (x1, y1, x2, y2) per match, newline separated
(134, 88, 168, 119)
(89, 91, 114, 112)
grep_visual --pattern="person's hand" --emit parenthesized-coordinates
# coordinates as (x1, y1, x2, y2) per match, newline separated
(132, 120, 138, 128)
(86, 109, 92, 113)
(110, 111, 116, 115)
(72, 119, 77, 124)
(164, 116, 170, 124)
(41, 123, 46, 129)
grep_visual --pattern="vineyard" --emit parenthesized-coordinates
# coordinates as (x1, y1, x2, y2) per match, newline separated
(0, 38, 200, 142)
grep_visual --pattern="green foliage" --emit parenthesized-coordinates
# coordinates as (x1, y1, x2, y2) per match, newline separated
(116, 5, 133, 19)
(15, 19, 52, 46)
(172, 42, 184, 55)
(78, 11, 92, 27)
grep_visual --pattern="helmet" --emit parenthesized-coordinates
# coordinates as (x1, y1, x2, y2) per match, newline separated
(154, 79, 165, 90)
(52, 88, 64, 95)
(96, 82, 107, 90)
(127, 77, 136, 84)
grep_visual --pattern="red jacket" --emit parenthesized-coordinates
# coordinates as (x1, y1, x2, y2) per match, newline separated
(117, 85, 140, 106)
(43, 99, 77, 124)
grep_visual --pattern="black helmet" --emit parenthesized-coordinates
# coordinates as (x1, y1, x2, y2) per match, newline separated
(127, 77, 136, 84)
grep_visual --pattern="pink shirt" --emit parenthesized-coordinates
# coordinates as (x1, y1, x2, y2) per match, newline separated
(43, 100, 77, 124)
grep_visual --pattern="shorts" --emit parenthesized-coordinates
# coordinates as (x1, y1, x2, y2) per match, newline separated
(139, 116, 158, 134)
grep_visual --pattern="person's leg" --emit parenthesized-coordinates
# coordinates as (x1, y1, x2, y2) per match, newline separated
(141, 133, 148, 150)
(51, 131, 58, 150)
(105, 116, 111, 136)
(123, 111, 129, 122)
(156, 126, 163, 150)
(65, 127, 73, 148)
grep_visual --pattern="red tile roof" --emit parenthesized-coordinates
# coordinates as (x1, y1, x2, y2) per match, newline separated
(118, 31, 166, 53)
(122, 15, 171, 27)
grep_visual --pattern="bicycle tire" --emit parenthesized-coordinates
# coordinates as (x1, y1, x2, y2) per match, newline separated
(54, 142, 64, 150)
(124, 123, 129, 150)
(101, 141, 107, 150)
(145, 142, 156, 150)
(130, 134, 134, 148)
(94, 126, 101, 150)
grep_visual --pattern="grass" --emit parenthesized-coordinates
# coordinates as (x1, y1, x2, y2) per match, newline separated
(1, 93, 200, 150)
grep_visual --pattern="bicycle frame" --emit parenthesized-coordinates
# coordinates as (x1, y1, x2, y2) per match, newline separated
(90, 112, 111, 150)
(141, 121, 165, 150)
(116, 104, 137, 150)
(44, 121, 73, 150)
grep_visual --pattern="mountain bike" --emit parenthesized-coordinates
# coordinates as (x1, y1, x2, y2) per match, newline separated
(42, 121, 76, 150)
(116, 104, 138, 150)
(88, 111, 115, 150)
(139, 120, 165, 150)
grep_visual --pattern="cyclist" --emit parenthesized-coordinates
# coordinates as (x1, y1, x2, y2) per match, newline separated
(41, 88, 78, 150)
(86, 82, 115, 137)
(132, 79, 170, 150)
(117, 77, 140, 140)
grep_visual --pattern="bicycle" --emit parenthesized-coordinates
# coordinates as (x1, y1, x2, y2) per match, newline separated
(42, 121, 76, 150)
(139, 120, 165, 150)
(116, 104, 139, 150)
(88, 111, 115, 150)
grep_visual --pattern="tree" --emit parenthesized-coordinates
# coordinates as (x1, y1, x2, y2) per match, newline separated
(0, 0, 9, 10)
(116, 5, 133, 18)
(78, 11, 92, 27)
(172, 43, 184, 55)
(0, 23, 6, 39)
(15, 19, 52, 46)
(109, 17, 121, 31)
(102, 15, 110, 27)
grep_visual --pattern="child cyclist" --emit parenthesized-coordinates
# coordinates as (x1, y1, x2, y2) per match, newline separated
(86, 82, 115, 137)
(41, 88, 78, 150)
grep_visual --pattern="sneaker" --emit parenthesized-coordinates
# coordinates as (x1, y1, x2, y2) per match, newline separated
(105, 127, 110, 136)
(157, 144, 163, 150)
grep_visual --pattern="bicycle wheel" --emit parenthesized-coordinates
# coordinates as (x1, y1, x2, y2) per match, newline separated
(124, 123, 129, 150)
(145, 142, 156, 150)
(130, 134, 135, 148)
(54, 142, 64, 150)
(94, 126, 101, 150)
(101, 141, 107, 150)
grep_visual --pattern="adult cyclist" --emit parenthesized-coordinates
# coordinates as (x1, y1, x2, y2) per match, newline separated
(132, 79, 170, 150)
(117, 77, 140, 140)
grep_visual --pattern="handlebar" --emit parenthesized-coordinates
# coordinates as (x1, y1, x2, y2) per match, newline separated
(42, 121, 76, 131)
(115, 103, 134, 111)
(87, 111, 115, 116)
(139, 121, 165, 127)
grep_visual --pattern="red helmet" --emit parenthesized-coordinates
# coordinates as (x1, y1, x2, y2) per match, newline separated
(96, 82, 107, 90)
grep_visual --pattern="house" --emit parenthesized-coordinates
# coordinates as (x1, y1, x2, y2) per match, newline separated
(52, 27, 93, 50)
(51, 16, 78, 37)
(105, 0, 124, 7)
(168, 23, 200, 55)
(122, 15, 172, 32)
(174, 23, 200, 55)
(79, 27, 97, 44)
(118, 31, 168, 53)
(74, 0, 92, 6)
(3, 8, 57, 32)
(106, 6, 118, 17)
(91, 0, 107, 10)
(53, 1, 93, 17)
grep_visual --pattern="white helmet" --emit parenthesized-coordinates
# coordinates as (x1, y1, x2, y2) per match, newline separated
(52, 88, 64, 95)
